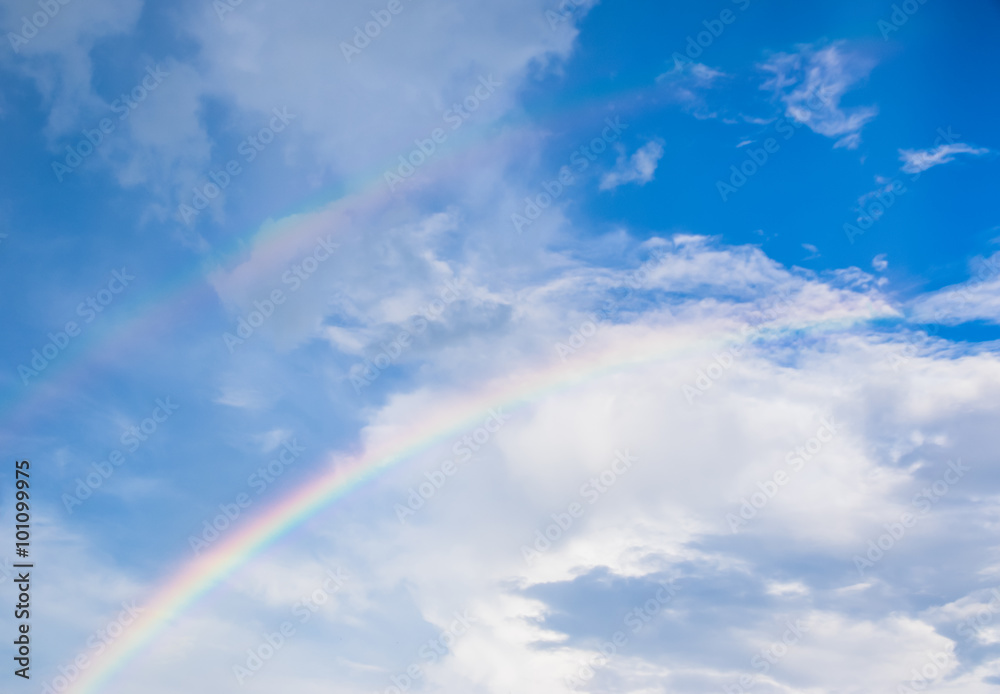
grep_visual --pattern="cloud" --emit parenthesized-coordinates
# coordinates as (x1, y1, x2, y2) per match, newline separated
(0, 0, 145, 135)
(599, 140, 665, 191)
(899, 143, 990, 174)
(38, 229, 1000, 693)
(857, 176, 901, 206)
(657, 58, 727, 87)
(13, 6, 1000, 693)
(760, 41, 878, 149)
(656, 57, 727, 118)
(7, 0, 591, 224)
(911, 252, 1000, 325)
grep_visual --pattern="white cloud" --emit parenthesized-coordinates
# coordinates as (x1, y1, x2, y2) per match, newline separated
(899, 143, 990, 174)
(657, 58, 726, 87)
(760, 41, 878, 149)
(0, 0, 145, 135)
(38, 221, 1000, 692)
(656, 58, 727, 118)
(7, 0, 593, 222)
(599, 140, 665, 191)
(15, 7, 1000, 693)
(911, 252, 1000, 324)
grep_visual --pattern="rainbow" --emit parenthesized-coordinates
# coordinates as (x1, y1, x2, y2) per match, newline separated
(65, 307, 875, 694)
(1, 83, 649, 426)
(6, 83, 889, 692)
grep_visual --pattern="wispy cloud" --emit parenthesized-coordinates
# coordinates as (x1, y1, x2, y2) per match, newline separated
(760, 42, 878, 149)
(656, 58, 727, 118)
(657, 58, 727, 87)
(899, 143, 990, 174)
(600, 140, 665, 191)
(911, 252, 1000, 324)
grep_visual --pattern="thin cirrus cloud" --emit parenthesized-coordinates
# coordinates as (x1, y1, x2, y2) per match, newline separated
(910, 251, 1000, 325)
(899, 142, 991, 174)
(656, 58, 728, 118)
(760, 41, 879, 149)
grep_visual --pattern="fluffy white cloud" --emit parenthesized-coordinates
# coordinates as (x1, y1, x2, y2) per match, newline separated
(5, 0, 594, 222)
(34, 223, 1000, 693)
(600, 140, 665, 191)
(11, 5, 1000, 692)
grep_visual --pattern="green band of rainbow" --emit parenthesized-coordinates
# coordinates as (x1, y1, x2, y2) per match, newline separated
(68, 308, 875, 693)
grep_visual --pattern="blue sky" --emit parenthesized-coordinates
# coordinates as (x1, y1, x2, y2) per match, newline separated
(2, 0, 1000, 692)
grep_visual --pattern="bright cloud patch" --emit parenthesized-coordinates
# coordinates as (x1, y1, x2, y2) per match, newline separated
(600, 140, 665, 190)
(656, 58, 727, 117)
(760, 41, 879, 149)
(4, 2, 1000, 694)
(33, 221, 1000, 694)
(899, 143, 990, 174)
(911, 252, 1000, 324)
